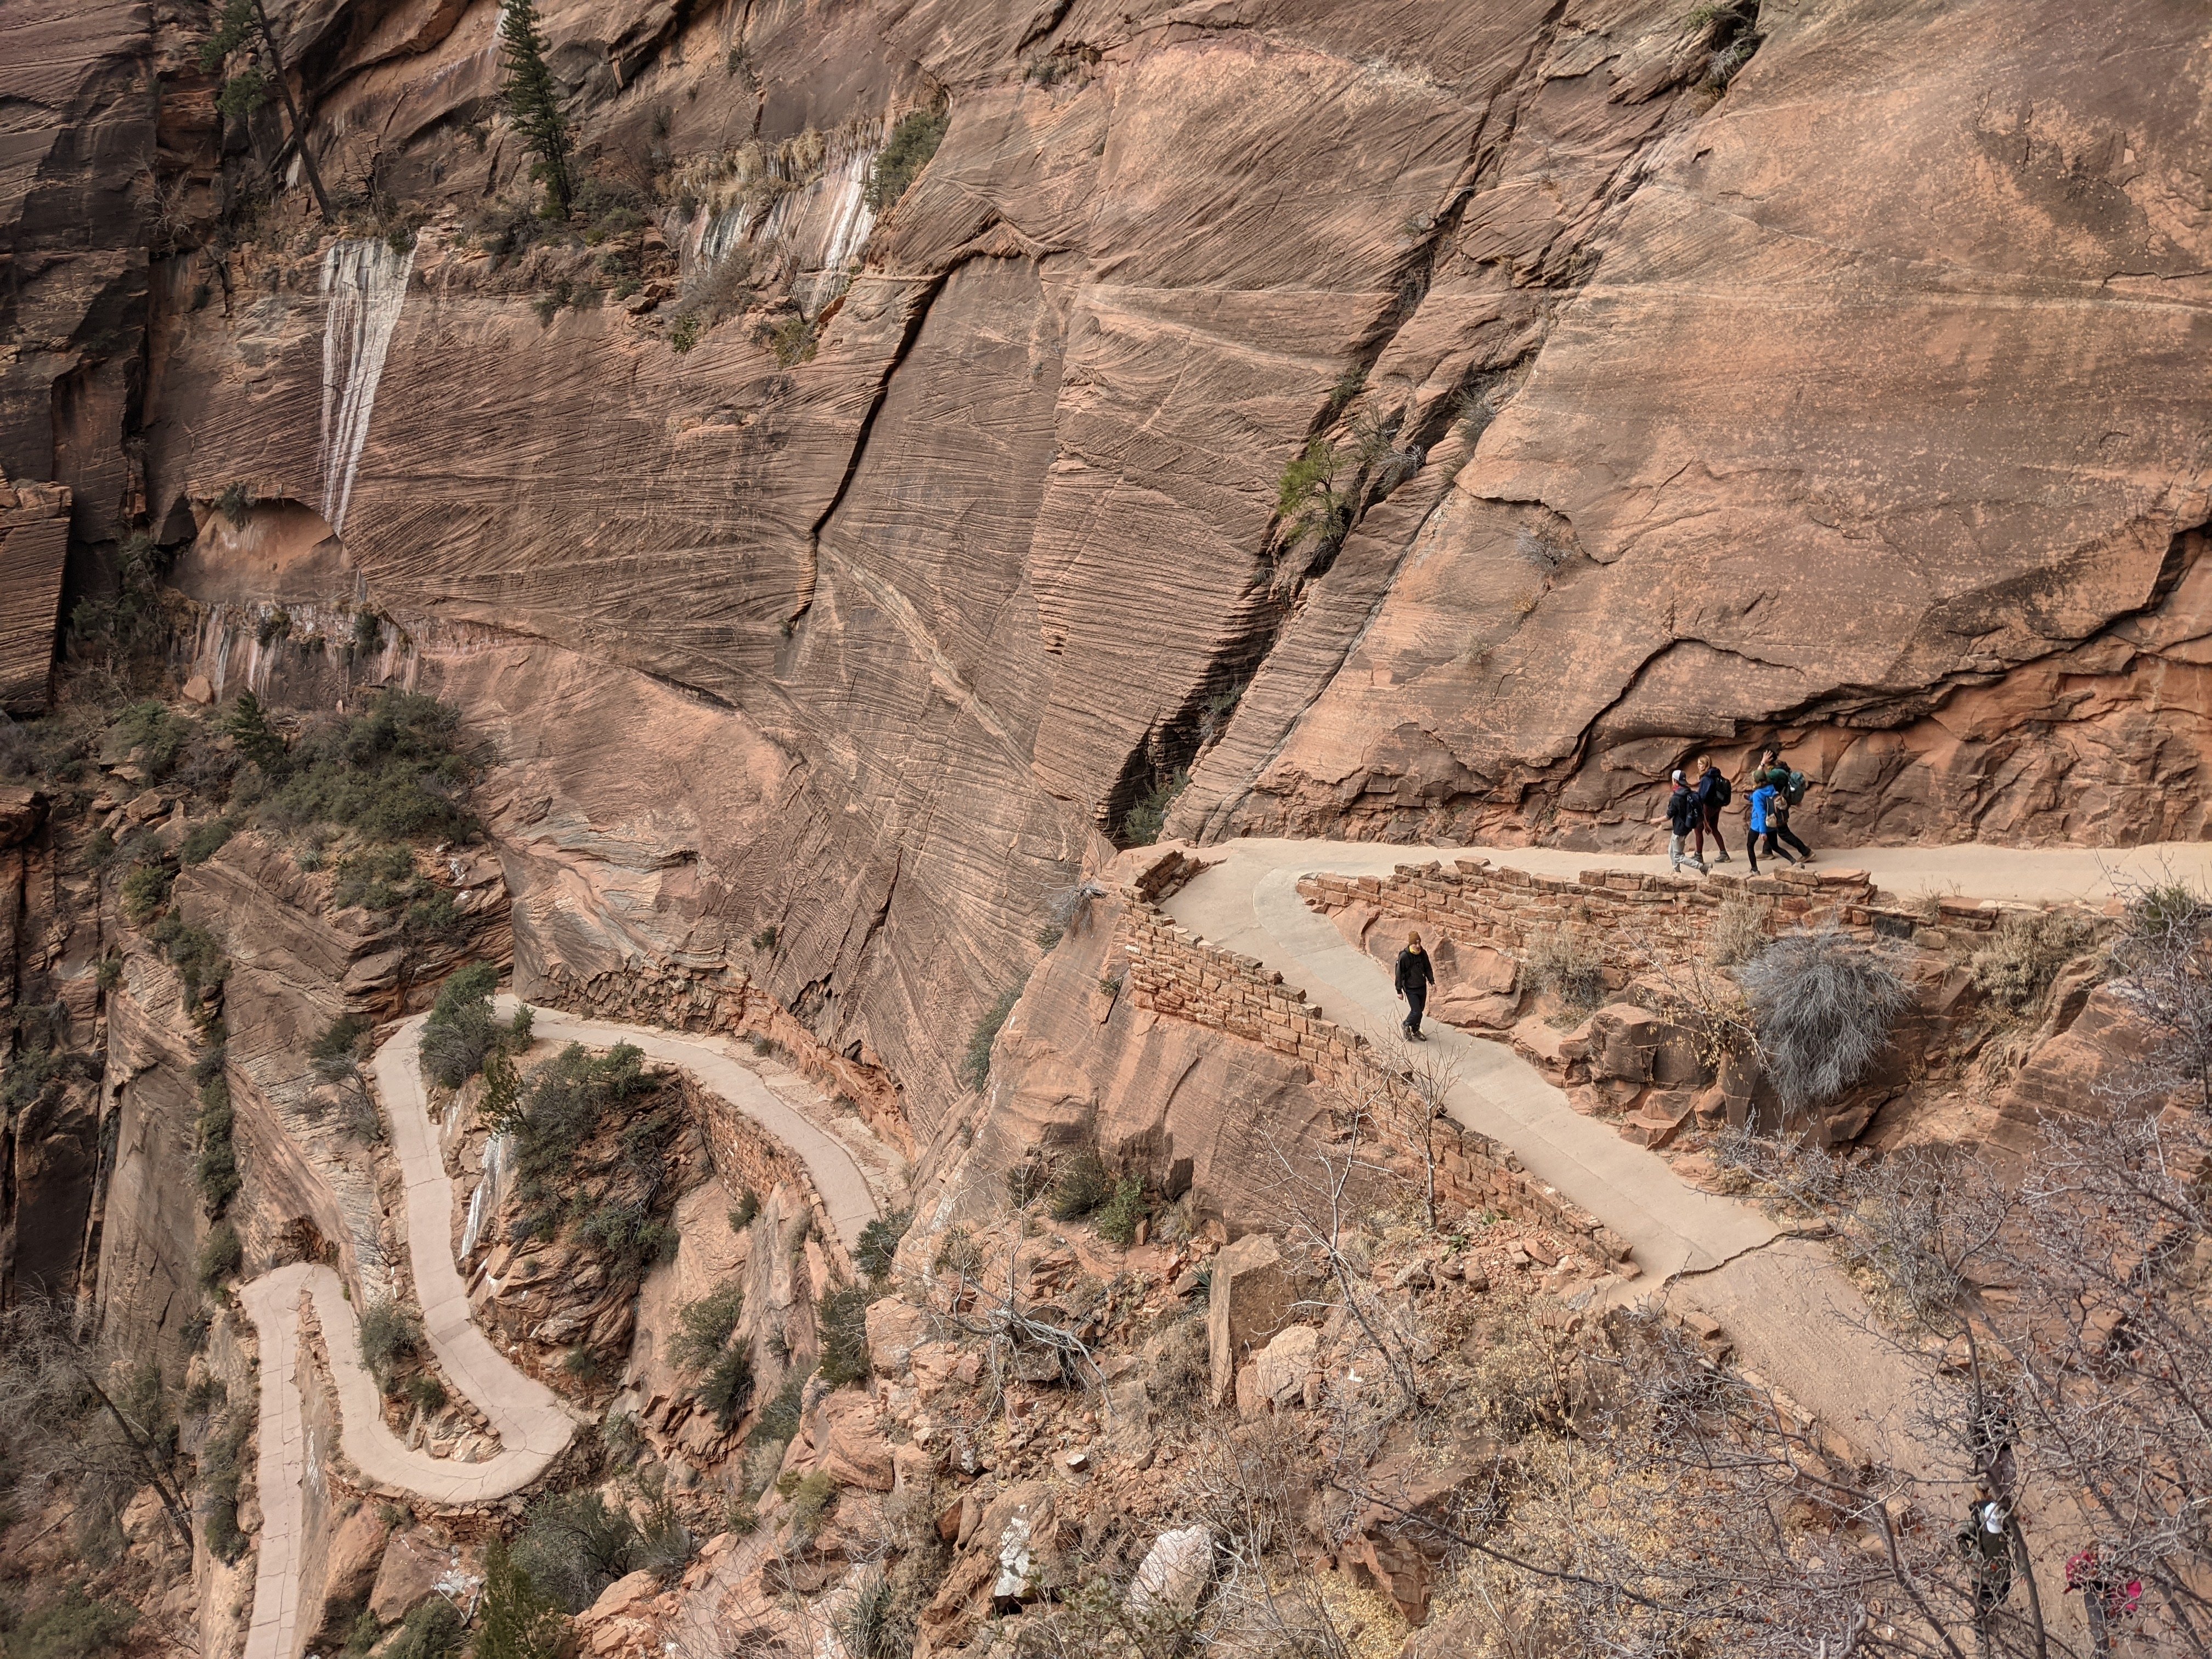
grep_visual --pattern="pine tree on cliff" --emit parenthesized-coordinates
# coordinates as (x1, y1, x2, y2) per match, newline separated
(499, 0, 574, 218)
(225, 687, 287, 777)
(199, 0, 332, 222)
(473, 1537, 566, 1659)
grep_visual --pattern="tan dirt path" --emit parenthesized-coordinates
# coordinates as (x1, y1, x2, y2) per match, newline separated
(1159, 838, 2205, 1470)
(236, 1006, 886, 1659)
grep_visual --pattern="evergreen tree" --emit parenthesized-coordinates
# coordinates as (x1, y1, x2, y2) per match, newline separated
(499, 0, 574, 218)
(225, 688, 288, 777)
(199, 0, 332, 221)
(472, 1537, 567, 1659)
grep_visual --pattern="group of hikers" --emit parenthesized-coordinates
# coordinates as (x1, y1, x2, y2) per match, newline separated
(1664, 747, 1814, 878)
(1389, 746, 1820, 1042)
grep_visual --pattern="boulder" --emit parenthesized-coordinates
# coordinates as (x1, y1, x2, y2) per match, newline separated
(1235, 1322, 1318, 1418)
(369, 1530, 466, 1624)
(1996, 986, 2165, 1146)
(864, 1296, 929, 1375)
(579, 1570, 659, 1628)
(1511, 1015, 1592, 1080)
(1127, 1526, 1213, 1618)
(1339, 1455, 1500, 1626)
(918, 1482, 1058, 1651)
(892, 1442, 936, 1496)
(1649, 1024, 1707, 1087)
(1207, 1233, 1296, 1404)
(308, 1503, 393, 1647)
(1618, 1090, 1696, 1149)
(993, 1514, 1035, 1609)
(1592, 1006, 1661, 1083)
(0, 787, 45, 849)
(816, 1390, 896, 1491)
(578, 1568, 664, 1652)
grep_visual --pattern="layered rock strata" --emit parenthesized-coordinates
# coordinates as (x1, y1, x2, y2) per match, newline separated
(32, 0, 2190, 1155)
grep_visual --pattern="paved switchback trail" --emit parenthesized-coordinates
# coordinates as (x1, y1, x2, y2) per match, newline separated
(236, 1007, 885, 1659)
(1162, 838, 2212, 1473)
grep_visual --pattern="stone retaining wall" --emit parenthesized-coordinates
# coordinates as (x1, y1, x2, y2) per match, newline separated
(1296, 858, 1950, 967)
(679, 1073, 848, 1276)
(533, 960, 910, 1155)
(1114, 891, 1633, 1266)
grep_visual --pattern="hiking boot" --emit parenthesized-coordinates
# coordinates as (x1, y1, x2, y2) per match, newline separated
(1714, 851, 1731, 863)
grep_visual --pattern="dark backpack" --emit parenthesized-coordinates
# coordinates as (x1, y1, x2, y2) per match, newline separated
(1709, 774, 1733, 806)
(1784, 770, 1809, 806)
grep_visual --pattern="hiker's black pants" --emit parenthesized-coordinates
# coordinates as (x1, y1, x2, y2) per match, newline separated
(1764, 822, 1810, 859)
(1403, 986, 1427, 1036)
(1695, 802, 1727, 860)
(1747, 825, 1804, 873)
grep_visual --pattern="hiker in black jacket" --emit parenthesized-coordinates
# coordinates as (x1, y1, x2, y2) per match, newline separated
(1665, 769, 1706, 874)
(1694, 755, 1731, 864)
(1396, 932, 1436, 1041)
(1759, 748, 1815, 862)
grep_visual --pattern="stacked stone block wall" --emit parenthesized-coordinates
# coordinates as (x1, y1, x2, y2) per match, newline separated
(1114, 892, 1632, 1265)
(534, 959, 910, 1154)
(1296, 858, 2027, 981)
(681, 1071, 849, 1277)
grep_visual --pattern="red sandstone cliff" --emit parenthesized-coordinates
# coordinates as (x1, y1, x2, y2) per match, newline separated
(4, 0, 2208, 1141)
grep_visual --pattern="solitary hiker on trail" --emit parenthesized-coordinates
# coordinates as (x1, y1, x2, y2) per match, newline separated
(1396, 932, 1436, 1042)
(1746, 775, 1796, 876)
(1666, 769, 1706, 874)
(1694, 755, 1731, 864)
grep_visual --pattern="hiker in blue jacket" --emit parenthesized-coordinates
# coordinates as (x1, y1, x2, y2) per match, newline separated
(1666, 769, 1706, 873)
(1747, 775, 1797, 875)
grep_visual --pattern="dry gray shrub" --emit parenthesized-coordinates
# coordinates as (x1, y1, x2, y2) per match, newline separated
(1968, 906, 2095, 1013)
(1737, 924, 1911, 1110)
(1523, 925, 1604, 1009)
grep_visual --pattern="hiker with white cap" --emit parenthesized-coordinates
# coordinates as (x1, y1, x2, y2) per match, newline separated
(1665, 768, 1705, 873)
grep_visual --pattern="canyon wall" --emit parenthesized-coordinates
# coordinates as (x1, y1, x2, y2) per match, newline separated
(6, 0, 2210, 1166)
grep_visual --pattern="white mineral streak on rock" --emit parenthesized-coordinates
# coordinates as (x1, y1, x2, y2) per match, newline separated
(675, 131, 881, 313)
(319, 239, 415, 535)
(814, 149, 877, 277)
(696, 202, 753, 269)
(993, 1515, 1034, 1601)
(460, 1132, 510, 1260)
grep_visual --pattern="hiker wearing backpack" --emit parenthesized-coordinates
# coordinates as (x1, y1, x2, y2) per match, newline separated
(1665, 769, 1705, 873)
(1759, 749, 1815, 862)
(1746, 774, 1796, 874)
(1694, 755, 1731, 864)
